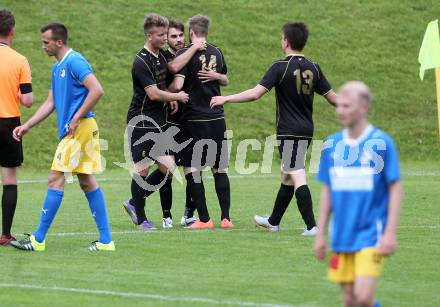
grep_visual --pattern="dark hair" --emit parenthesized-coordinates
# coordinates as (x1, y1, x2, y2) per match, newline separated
(168, 19, 184, 32)
(282, 22, 308, 51)
(40, 23, 68, 44)
(0, 9, 15, 37)
(188, 15, 210, 37)
(144, 13, 169, 34)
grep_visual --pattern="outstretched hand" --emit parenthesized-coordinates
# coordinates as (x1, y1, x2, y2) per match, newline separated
(210, 96, 228, 108)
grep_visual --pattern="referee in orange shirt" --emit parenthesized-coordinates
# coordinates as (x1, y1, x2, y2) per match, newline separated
(0, 9, 33, 245)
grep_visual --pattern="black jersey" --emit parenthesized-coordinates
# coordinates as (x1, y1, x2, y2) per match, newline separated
(176, 43, 227, 121)
(163, 48, 184, 125)
(127, 47, 168, 129)
(259, 55, 331, 138)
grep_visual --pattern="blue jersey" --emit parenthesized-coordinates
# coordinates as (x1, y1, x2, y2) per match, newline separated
(317, 125, 400, 252)
(51, 49, 94, 139)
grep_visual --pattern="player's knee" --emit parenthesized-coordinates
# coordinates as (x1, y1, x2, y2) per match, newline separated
(136, 169, 148, 177)
(341, 289, 355, 307)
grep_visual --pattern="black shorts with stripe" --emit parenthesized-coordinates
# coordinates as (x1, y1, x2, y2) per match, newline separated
(180, 118, 229, 170)
(277, 136, 311, 172)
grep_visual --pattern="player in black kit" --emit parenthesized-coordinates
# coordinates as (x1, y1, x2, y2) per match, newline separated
(123, 13, 189, 231)
(169, 15, 233, 229)
(211, 22, 337, 235)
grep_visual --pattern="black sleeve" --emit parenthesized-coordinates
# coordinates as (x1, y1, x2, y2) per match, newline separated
(259, 62, 282, 92)
(133, 56, 156, 89)
(174, 48, 188, 77)
(217, 48, 227, 74)
(19, 83, 32, 94)
(315, 64, 332, 95)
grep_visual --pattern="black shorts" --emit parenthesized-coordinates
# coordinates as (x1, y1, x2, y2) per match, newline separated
(277, 136, 311, 172)
(0, 117, 23, 168)
(167, 122, 184, 166)
(181, 118, 229, 170)
(128, 126, 171, 164)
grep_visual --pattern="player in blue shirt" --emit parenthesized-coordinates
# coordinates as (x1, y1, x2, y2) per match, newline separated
(314, 81, 403, 307)
(11, 23, 114, 252)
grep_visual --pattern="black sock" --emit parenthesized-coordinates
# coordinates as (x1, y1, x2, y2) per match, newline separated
(2, 185, 18, 237)
(186, 172, 209, 222)
(295, 185, 316, 230)
(185, 182, 195, 218)
(131, 175, 147, 224)
(144, 169, 167, 198)
(213, 172, 230, 220)
(159, 177, 172, 218)
(268, 184, 294, 226)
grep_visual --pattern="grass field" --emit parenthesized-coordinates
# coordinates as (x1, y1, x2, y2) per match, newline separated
(2, 0, 440, 306)
(0, 163, 439, 306)
(3, 0, 440, 168)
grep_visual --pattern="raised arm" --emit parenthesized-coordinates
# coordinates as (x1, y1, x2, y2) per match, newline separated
(314, 185, 332, 260)
(167, 41, 206, 74)
(210, 84, 267, 107)
(12, 90, 55, 141)
(379, 180, 403, 256)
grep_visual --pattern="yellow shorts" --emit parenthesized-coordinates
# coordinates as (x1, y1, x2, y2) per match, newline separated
(51, 117, 102, 175)
(328, 247, 385, 283)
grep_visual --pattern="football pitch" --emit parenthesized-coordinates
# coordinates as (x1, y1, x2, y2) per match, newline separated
(0, 164, 439, 307)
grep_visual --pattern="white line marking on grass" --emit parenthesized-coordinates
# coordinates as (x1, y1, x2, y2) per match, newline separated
(16, 170, 440, 185)
(37, 225, 437, 237)
(0, 283, 311, 307)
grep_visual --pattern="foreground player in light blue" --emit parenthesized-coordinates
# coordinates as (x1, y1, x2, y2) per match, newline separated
(11, 23, 114, 252)
(314, 81, 403, 307)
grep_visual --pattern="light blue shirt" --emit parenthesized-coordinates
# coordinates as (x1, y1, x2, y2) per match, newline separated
(51, 49, 94, 139)
(317, 125, 401, 252)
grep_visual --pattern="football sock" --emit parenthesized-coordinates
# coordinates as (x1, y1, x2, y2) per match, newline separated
(144, 169, 167, 198)
(131, 175, 147, 224)
(159, 177, 173, 219)
(34, 189, 64, 243)
(2, 185, 17, 237)
(85, 187, 112, 244)
(186, 172, 210, 222)
(185, 182, 195, 218)
(268, 184, 294, 226)
(295, 185, 317, 230)
(213, 172, 230, 220)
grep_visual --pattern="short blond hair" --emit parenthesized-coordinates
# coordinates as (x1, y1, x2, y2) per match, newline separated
(188, 15, 210, 37)
(143, 13, 168, 34)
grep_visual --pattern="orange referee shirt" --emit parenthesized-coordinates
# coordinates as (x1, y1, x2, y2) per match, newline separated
(0, 43, 32, 118)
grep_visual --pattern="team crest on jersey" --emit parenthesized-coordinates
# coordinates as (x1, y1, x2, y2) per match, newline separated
(60, 68, 66, 78)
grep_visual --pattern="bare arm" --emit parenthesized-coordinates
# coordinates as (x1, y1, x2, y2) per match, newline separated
(314, 185, 332, 260)
(168, 76, 185, 93)
(210, 84, 267, 107)
(324, 89, 338, 107)
(67, 74, 104, 135)
(12, 91, 55, 141)
(379, 180, 403, 256)
(167, 41, 206, 74)
(19, 92, 33, 108)
(146, 84, 188, 104)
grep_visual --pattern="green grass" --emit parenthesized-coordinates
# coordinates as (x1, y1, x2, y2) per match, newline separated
(3, 0, 440, 169)
(0, 162, 440, 306)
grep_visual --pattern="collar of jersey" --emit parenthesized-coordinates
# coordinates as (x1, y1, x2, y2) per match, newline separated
(57, 48, 73, 66)
(144, 45, 159, 58)
(286, 53, 304, 57)
(342, 124, 374, 147)
(167, 48, 176, 55)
